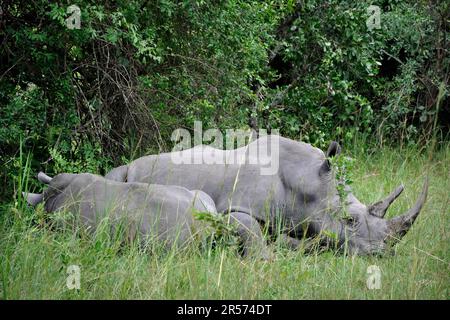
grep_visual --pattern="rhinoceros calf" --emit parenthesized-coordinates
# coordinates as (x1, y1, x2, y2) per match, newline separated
(105, 135, 429, 256)
(24, 172, 269, 257)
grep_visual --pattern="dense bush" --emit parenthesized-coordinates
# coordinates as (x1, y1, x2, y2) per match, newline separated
(261, 0, 448, 145)
(0, 0, 448, 202)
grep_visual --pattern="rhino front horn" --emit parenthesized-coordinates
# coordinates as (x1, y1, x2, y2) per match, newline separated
(38, 172, 53, 184)
(387, 177, 429, 242)
(369, 184, 404, 218)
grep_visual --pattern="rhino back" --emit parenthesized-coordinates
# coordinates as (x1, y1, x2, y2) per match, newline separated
(122, 135, 332, 228)
(46, 174, 206, 246)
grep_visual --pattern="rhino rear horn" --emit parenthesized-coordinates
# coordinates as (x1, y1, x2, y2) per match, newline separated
(369, 184, 404, 218)
(38, 172, 53, 184)
(22, 192, 44, 207)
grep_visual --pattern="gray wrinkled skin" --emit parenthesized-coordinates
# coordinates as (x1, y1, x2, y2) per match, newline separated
(25, 173, 272, 258)
(106, 135, 428, 256)
(27, 173, 218, 250)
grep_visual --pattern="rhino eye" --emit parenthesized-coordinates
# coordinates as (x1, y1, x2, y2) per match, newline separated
(343, 216, 357, 225)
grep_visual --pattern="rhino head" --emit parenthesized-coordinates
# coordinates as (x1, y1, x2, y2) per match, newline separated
(322, 143, 429, 255)
(22, 172, 55, 207)
(341, 179, 428, 255)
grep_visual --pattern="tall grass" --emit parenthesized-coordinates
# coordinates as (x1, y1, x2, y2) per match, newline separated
(0, 143, 448, 299)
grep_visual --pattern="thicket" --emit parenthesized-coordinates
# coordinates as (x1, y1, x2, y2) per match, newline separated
(0, 0, 448, 202)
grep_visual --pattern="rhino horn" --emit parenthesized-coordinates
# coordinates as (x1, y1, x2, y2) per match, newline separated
(22, 192, 44, 206)
(369, 184, 404, 218)
(387, 177, 429, 242)
(38, 172, 53, 184)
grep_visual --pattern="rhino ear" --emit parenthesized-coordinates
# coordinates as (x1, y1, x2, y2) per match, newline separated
(326, 141, 341, 158)
(320, 141, 341, 175)
(37, 172, 53, 184)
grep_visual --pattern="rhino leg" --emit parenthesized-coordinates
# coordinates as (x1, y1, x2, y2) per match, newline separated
(227, 212, 272, 260)
(191, 190, 217, 214)
(277, 233, 302, 250)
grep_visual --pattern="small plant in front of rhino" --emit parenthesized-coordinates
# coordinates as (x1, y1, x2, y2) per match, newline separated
(329, 154, 356, 220)
(193, 211, 240, 253)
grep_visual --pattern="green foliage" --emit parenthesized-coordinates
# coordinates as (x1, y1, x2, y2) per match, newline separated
(193, 210, 240, 250)
(258, 0, 448, 148)
(49, 139, 107, 174)
(329, 154, 355, 219)
(1, 146, 448, 299)
(0, 0, 448, 299)
(0, 0, 448, 203)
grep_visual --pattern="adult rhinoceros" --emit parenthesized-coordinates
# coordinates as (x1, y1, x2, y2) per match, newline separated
(24, 172, 269, 256)
(105, 135, 428, 256)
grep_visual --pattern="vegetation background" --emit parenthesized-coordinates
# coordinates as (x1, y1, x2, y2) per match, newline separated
(0, 0, 448, 299)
